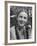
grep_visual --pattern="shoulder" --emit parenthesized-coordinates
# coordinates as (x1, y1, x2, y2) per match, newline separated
(10, 26, 15, 32)
(10, 26, 15, 29)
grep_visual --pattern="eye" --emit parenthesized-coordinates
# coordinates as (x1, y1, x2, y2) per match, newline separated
(19, 16, 22, 18)
(24, 17, 26, 19)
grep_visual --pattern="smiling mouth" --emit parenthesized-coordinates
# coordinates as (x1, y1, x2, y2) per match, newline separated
(19, 21, 24, 24)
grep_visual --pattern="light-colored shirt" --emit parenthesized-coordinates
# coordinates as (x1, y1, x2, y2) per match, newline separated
(10, 26, 16, 40)
(10, 26, 32, 40)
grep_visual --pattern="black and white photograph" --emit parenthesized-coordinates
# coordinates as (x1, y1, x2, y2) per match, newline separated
(5, 1, 36, 44)
(10, 6, 32, 40)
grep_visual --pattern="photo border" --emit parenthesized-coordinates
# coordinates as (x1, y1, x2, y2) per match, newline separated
(5, 1, 36, 45)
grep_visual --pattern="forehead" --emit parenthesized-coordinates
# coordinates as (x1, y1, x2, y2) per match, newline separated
(18, 12, 28, 17)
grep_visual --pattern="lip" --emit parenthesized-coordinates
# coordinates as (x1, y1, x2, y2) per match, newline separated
(19, 21, 24, 24)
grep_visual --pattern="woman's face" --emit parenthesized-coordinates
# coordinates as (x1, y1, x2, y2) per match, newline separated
(17, 12, 28, 27)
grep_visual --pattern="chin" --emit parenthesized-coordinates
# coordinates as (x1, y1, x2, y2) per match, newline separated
(19, 24, 24, 27)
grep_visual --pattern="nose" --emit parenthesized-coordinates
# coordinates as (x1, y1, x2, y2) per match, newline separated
(20, 18, 23, 21)
(21, 17, 24, 21)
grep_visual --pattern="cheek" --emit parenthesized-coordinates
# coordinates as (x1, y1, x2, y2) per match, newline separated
(24, 19, 27, 22)
(17, 17, 21, 21)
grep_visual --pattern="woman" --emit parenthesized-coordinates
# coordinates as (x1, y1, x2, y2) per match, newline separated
(10, 11, 31, 40)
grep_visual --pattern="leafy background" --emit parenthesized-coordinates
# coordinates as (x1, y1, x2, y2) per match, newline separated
(10, 6, 32, 27)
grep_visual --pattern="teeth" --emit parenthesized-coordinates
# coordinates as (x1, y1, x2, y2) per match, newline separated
(20, 21, 23, 24)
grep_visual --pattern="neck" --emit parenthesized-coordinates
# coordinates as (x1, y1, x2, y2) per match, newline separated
(18, 25, 24, 28)
(18, 25, 26, 30)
